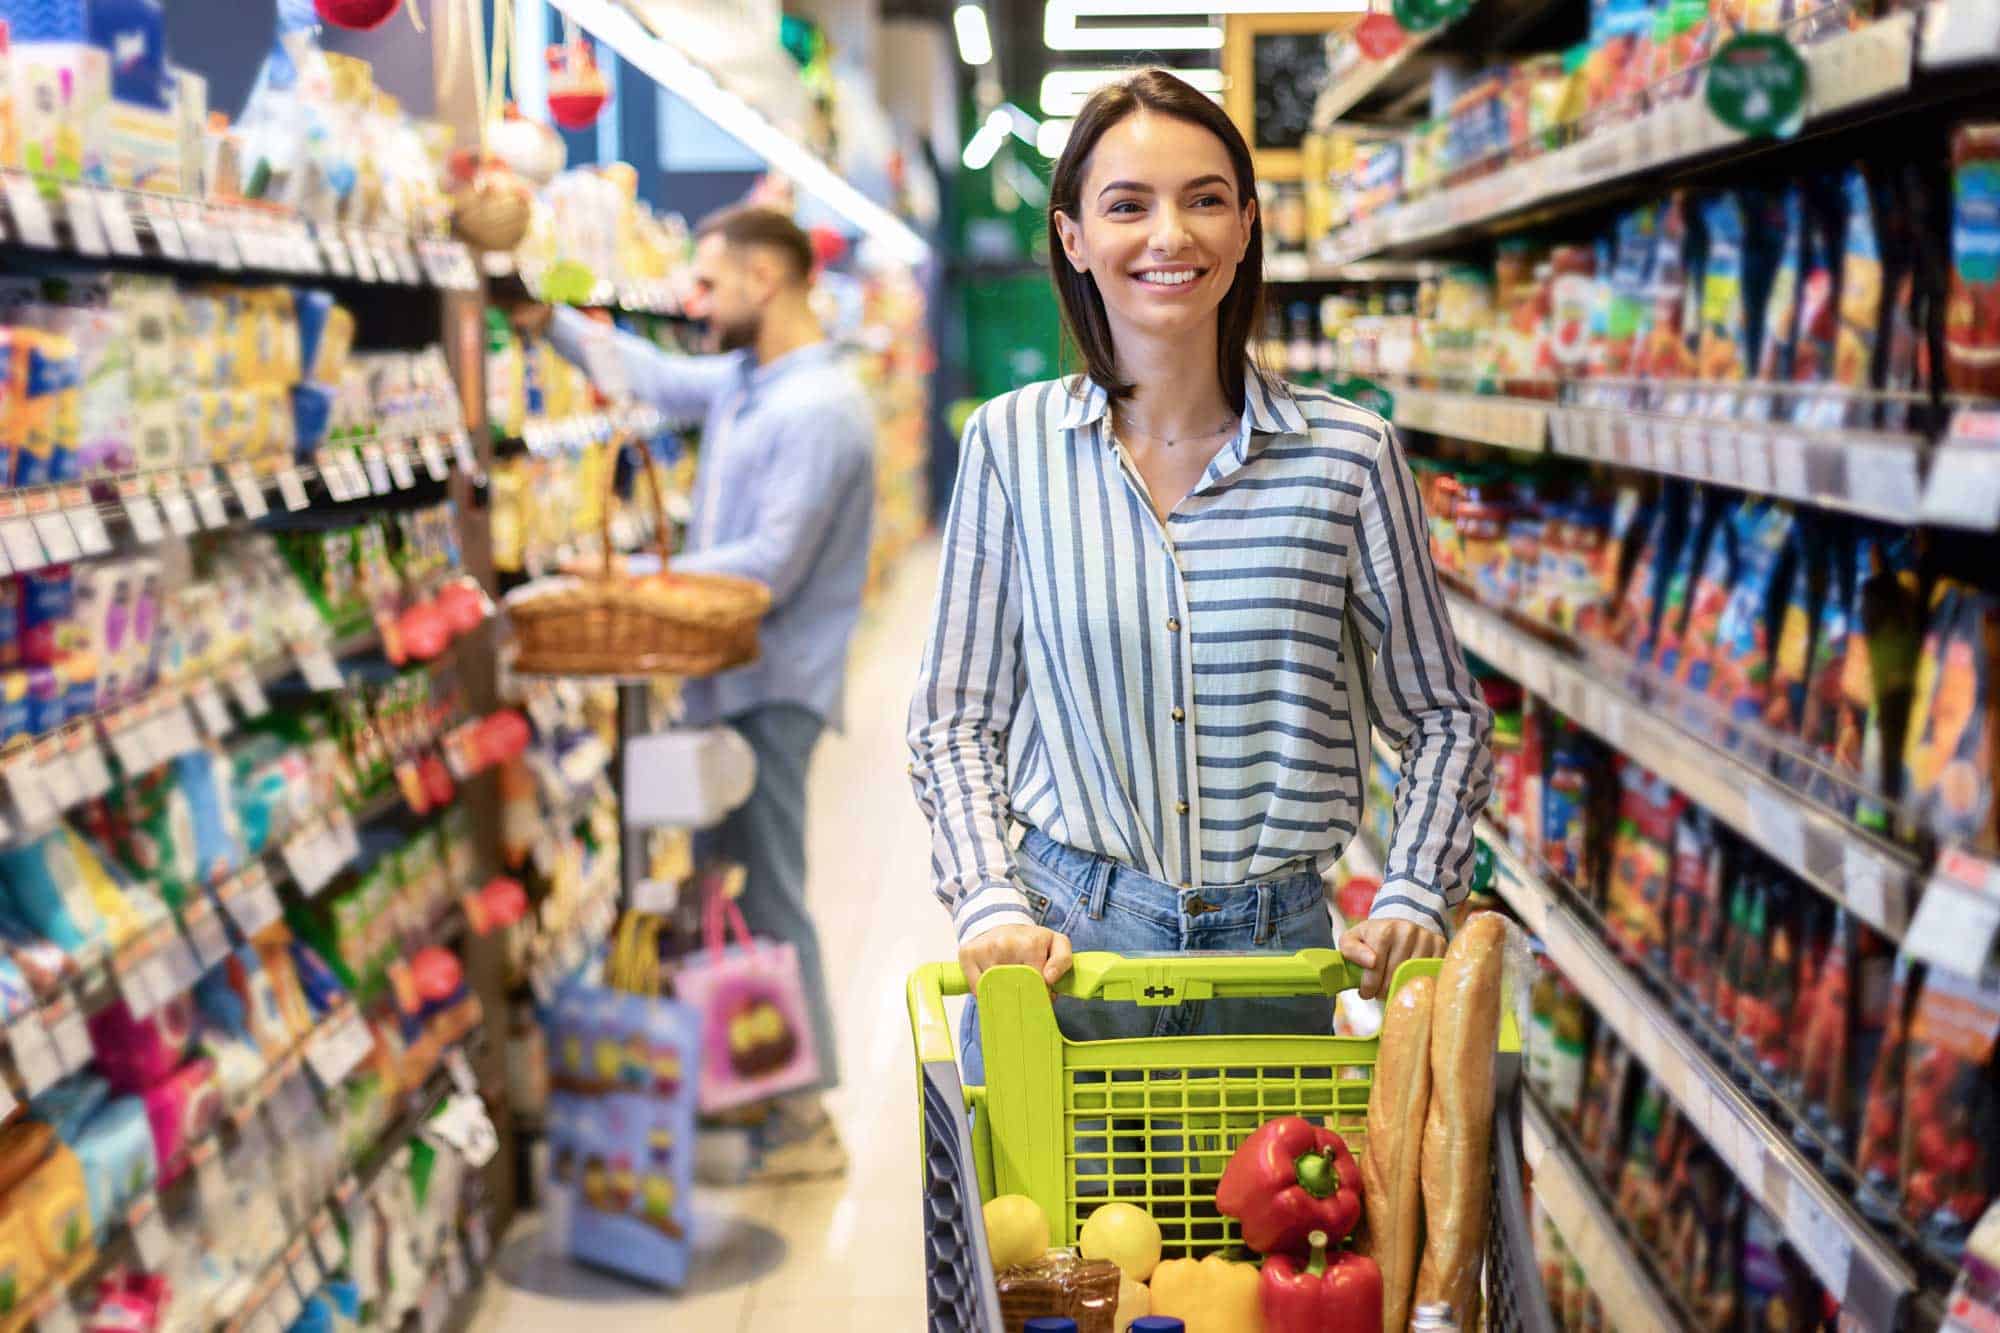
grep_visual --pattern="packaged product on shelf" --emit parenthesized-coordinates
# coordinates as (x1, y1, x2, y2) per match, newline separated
(1946, 124, 2000, 396)
(1575, 1025, 1633, 1181)
(1902, 582, 2000, 851)
(1745, 878, 1803, 1095)
(1857, 955, 1919, 1221)
(1667, 807, 1725, 1023)
(1842, 533, 1923, 832)
(1640, 193, 1702, 384)
(1603, 760, 1677, 968)
(1899, 969, 2000, 1256)
(1664, 493, 1740, 687)
(1765, 524, 1822, 735)
(1651, 487, 1720, 679)
(1709, 503, 1797, 724)
(1611, 1076, 1671, 1244)
(1609, 493, 1676, 658)
(1741, 1202, 1821, 1332)
(1796, 908, 1894, 1159)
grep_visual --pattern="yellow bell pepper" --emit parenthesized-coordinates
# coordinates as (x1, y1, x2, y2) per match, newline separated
(1148, 1253, 1264, 1333)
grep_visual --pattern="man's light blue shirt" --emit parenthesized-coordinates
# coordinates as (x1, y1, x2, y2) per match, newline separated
(551, 308, 875, 729)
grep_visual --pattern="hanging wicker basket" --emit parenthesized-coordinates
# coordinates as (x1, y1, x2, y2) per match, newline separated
(507, 442, 770, 678)
(452, 170, 532, 252)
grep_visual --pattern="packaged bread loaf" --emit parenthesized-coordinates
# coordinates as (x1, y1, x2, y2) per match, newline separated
(1416, 911, 1508, 1325)
(1362, 972, 1435, 1333)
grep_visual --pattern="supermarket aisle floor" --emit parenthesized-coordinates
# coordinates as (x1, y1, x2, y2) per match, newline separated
(470, 540, 954, 1332)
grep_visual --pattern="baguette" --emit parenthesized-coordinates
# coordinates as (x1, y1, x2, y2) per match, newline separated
(1362, 973, 1435, 1333)
(1415, 911, 1508, 1326)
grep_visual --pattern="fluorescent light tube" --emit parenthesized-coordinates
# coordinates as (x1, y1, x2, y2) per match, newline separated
(953, 5, 994, 66)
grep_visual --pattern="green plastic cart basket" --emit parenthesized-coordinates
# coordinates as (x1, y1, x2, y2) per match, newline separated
(906, 948, 1553, 1332)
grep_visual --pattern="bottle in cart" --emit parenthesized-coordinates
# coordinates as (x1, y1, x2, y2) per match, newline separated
(1412, 1301, 1460, 1332)
(1129, 1319, 1187, 1332)
(1023, 1320, 1078, 1332)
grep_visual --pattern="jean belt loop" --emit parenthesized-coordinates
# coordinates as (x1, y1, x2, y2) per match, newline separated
(1086, 858, 1111, 921)
(1255, 883, 1274, 946)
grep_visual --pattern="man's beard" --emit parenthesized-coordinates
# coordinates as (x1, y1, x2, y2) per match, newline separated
(712, 317, 759, 353)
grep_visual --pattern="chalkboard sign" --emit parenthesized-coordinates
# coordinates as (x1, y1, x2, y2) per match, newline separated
(1224, 14, 1352, 181)
(1251, 33, 1332, 152)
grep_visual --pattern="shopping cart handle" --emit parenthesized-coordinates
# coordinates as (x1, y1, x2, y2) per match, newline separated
(907, 961, 970, 1069)
(1054, 949, 1358, 1004)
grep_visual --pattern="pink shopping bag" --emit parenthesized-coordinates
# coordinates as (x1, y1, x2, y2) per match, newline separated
(674, 884, 822, 1113)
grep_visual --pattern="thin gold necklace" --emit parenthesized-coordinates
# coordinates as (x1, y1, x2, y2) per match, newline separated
(1113, 408, 1239, 449)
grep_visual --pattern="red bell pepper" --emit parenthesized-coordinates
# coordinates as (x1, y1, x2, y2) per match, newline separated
(1215, 1116, 1363, 1254)
(1260, 1229, 1384, 1333)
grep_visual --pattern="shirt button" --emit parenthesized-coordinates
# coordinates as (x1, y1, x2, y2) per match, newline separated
(1166, 617, 1181, 633)
(1171, 707, 1185, 723)
(1176, 799, 1190, 815)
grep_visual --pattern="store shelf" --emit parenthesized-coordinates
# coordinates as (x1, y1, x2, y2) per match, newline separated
(1482, 826, 1920, 1329)
(1318, 30, 1440, 124)
(218, 1059, 467, 1333)
(1325, 10, 1924, 265)
(1394, 386, 1550, 453)
(0, 171, 479, 290)
(1442, 585, 1922, 938)
(1519, 1093, 1686, 1333)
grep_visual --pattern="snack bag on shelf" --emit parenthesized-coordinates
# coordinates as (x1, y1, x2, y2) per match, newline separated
(1746, 187, 1806, 423)
(1741, 1202, 1819, 1333)
(1747, 878, 1805, 1094)
(1695, 192, 1755, 386)
(1610, 493, 1677, 658)
(1946, 124, 2000, 397)
(1710, 502, 1797, 724)
(1642, 193, 1706, 383)
(1604, 761, 1679, 968)
(1838, 534, 1923, 833)
(1654, 488, 1725, 681)
(1603, 206, 1658, 379)
(1787, 178, 1845, 425)
(1820, 168, 1889, 431)
(1612, 1076, 1671, 1241)
(1678, 498, 1763, 697)
(1765, 524, 1822, 736)
(1902, 581, 2000, 852)
(1575, 1025, 1635, 1180)
(1855, 955, 1919, 1222)
(1898, 969, 2000, 1256)
(1714, 871, 1759, 1049)
(1667, 807, 1726, 1021)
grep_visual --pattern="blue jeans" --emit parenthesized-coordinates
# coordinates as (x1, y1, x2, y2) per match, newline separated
(694, 704, 839, 1093)
(957, 827, 1337, 1086)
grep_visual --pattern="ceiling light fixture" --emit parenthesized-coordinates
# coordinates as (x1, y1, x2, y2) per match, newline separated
(1068, 1, 1363, 12)
(545, 0, 930, 265)
(1038, 65, 1223, 117)
(1044, 0, 1222, 50)
(961, 108, 1012, 171)
(953, 4, 994, 66)
(1036, 118, 1075, 158)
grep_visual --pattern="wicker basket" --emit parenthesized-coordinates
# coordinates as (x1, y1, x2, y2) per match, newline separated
(508, 444, 770, 678)
(452, 172, 532, 252)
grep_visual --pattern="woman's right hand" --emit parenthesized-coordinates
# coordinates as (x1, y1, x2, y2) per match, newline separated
(960, 925, 1073, 993)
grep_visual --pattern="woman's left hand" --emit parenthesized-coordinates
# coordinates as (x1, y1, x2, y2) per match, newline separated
(1338, 917, 1446, 999)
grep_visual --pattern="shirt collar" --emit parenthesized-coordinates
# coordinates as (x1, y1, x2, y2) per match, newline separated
(1058, 363, 1308, 437)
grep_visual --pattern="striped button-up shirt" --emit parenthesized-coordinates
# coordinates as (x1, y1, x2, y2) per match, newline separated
(908, 367, 1492, 947)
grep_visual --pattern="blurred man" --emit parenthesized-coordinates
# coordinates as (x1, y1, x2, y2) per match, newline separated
(525, 206, 874, 1180)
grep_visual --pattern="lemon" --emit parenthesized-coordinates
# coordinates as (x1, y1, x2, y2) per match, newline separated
(982, 1194, 1051, 1271)
(1079, 1201, 1163, 1281)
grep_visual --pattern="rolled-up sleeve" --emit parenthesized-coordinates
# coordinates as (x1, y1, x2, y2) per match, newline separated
(1346, 423, 1493, 935)
(548, 308, 738, 423)
(907, 408, 1032, 946)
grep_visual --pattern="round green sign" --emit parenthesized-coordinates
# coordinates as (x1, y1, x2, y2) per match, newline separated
(1391, 0, 1471, 36)
(1705, 32, 1809, 138)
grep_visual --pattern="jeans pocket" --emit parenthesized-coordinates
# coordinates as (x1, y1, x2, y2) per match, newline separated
(1016, 850, 1087, 936)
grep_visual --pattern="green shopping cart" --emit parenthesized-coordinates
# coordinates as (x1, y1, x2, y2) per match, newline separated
(906, 949, 1551, 1331)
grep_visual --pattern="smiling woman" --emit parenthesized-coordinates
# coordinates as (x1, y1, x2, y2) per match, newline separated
(909, 68, 1494, 1075)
